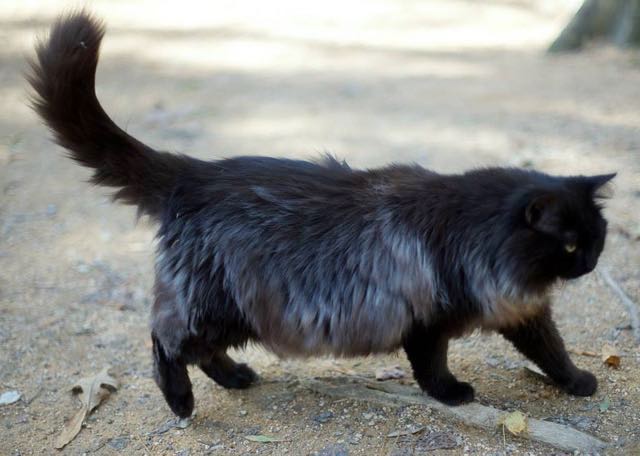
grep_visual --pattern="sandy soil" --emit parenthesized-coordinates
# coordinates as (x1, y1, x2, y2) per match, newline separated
(1, 1, 639, 454)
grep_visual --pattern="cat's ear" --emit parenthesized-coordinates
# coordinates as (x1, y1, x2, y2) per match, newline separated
(585, 173, 616, 199)
(525, 194, 559, 232)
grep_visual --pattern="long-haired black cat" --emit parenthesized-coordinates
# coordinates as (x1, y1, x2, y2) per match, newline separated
(29, 12, 614, 418)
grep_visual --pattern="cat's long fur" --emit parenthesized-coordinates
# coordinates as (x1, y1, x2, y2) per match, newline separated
(29, 12, 614, 418)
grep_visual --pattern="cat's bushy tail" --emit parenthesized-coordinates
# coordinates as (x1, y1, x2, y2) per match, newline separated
(27, 11, 193, 218)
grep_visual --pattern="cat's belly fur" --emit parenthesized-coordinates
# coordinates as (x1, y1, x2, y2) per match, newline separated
(227, 246, 440, 357)
(247, 294, 416, 358)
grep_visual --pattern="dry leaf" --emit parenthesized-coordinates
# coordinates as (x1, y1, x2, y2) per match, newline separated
(501, 410, 527, 436)
(375, 366, 406, 381)
(55, 409, 85, 449)
(72, 367, 118, 412)
(55, 367, 118, 449)
(601, 344, 621, 368)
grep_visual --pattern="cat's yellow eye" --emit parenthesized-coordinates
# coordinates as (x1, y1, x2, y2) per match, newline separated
(564, 243, 577, 253)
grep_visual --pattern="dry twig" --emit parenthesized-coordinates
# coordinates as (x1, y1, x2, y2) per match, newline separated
(305, 377, 607, 453)
(567, 348, 598, 358)
(598, 268, 640, 344)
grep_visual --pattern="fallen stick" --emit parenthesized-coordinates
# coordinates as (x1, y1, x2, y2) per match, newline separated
(567, 348, 598, 358)
(598, 268, 640, 344)
(304, 377, 607, 453)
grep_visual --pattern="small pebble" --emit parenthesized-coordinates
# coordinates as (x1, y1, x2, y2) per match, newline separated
(0, 391, 21, 405)
(107, 436, 129, 451)
(313, 411, 334, 424)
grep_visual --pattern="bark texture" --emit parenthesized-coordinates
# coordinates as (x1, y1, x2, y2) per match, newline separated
(549, 0, 640, 52)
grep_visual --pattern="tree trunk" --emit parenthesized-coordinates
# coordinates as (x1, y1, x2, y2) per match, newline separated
(549, 0, 640, 52)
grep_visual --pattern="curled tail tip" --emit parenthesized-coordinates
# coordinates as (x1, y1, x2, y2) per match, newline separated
(46, 10, 106, 52)
(34, 10, 105, 62)
(27, 9, 108, 150)
(27, 10, 105, 96)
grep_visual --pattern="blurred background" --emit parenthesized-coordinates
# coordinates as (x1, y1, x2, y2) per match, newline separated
(1, 1, 639, 454)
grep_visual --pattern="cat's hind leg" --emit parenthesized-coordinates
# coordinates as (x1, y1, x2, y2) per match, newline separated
(499, 306, 597, 396)
(151, 278, 195, 418)
(152, 333, 194, 418)
(193, 277, 259, 389)
(199, 352, 259, 389)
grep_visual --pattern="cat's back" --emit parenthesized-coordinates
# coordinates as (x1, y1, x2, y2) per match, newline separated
(170, 155, 440, 226)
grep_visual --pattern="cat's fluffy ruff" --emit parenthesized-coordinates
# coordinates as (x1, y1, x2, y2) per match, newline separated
(29, 11, 612, 417)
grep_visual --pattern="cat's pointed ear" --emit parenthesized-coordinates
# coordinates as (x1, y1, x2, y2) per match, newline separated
(585, 173, 616, 198)
(525, 194, 558, 231)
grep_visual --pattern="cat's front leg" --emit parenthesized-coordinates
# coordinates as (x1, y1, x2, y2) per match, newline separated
(499, 306, 597, 396)
(403, 322, 475, 405)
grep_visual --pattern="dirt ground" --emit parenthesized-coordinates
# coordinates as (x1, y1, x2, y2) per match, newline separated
(1, 1, 639, 454)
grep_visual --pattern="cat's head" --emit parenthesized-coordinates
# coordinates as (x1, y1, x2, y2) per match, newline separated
(510, 172, 615, 288)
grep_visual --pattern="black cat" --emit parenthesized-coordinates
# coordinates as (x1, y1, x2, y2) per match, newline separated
(28, 12, 614, 418)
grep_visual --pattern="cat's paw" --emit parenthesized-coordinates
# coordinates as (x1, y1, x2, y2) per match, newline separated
(215, 363, 259, 389)
(427, 380, 475, 406)
(166, 391, 194, 419)
(564, 370, 597, 396)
